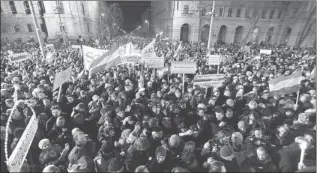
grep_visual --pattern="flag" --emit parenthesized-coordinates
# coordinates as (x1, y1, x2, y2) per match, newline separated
(82, 46, 108, 70)
(269, 71, 303, 97)
(76, 70, 85, 80)
(247, 55, 260, 64)
(310, 66, 316, 78)
(173, 42, 183, 58)
(53, 66, 72, 91)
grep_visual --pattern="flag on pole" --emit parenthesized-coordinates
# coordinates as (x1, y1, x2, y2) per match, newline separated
(53, 66, 72, 91)
(82, 46, 108, 70)
(247, 55, 261, 64)
(173, 42, 183, 58)
(269, 71, 303, 97)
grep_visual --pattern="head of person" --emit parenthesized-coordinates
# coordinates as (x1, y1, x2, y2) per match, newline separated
(256, 146, 269, 162)
(42, 165, 61, 173)
(219, 145, 234, 161)
(38, 138, 52, 150)
(155, 146, 167, 163)
(208, 161, 226, 173)
(56, 116, 66, 127)
(51, 105, 61, 117)
(277, 125, 290, 138)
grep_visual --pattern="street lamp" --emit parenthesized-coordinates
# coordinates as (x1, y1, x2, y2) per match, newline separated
(100, 13, 105, 39)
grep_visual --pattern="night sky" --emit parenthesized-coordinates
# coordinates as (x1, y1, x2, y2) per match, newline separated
(106, 1, 151, 32)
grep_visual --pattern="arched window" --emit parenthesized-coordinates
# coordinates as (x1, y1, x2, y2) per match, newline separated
(24, 1, 31, 14)
(9, 1, 17, 14)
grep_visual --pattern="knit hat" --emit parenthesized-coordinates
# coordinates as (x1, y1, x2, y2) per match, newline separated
(42, 165, 61, 173)
(155, 146, 167, 158)
(220, 145, 234, 158)
(38, 138, 50, 150)
(172, 166, 190, 173)
(121, 129, 132, 139)
(133, 137, 150, 151)
(135, 165, 150, 172)
(101, 141, 114, 154)
(169, 135, 181, 148)
(108, 157, 124, 172)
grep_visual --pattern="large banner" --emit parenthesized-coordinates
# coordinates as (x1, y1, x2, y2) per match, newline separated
(208, 54, 221, 65)
(193, 74, 225, 88)
(171, 61, 196, 74)
(260, 49, 272, 55)
(6, 114, 38, 172)
(82, 46, 108, 70)
(71, 45, 81, 49)
(142, 40, 164, 68)
(9, 52, 30, 63)
(53, 66, 72, 90)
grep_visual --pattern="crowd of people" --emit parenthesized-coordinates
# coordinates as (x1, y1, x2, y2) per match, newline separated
(0, 33, 316, 173)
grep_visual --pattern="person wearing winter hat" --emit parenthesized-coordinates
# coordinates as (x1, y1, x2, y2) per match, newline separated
(125, 137, 151, 172)
(147, 146, 172, 172)
(218, 145, 241, 172)
(42, 165, 61, 173)
(94, 141, 115, 172)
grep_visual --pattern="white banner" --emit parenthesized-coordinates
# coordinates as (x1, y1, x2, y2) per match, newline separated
(46, 44, 54, 48)
(9, 52, 30, 63)
(71, 45, 81, 49)
(53, 66, 72, 90)
(194, 74, 225, 88)
(46, 52, 55, 63)
(82, 46, 108, 70)
(171, 61, 196, 74)
(7, 114, 38, 172)
(260, 49, 272, 55)
(142, 40, 164, 68)
(157, 67, 169, 77)
(208, 54, 221, 65)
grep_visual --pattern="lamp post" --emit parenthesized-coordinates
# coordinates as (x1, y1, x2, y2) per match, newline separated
(207, 1, 215, 51)
(145, 20, 149, 37)
(100, 13, 105, 39)
(56, 1, 66, 46)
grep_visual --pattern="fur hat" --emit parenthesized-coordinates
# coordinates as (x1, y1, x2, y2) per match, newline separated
(220, 145, 234, 158)
(169, 135, 181, 148)
(155, 146, 167, 158)
(101, 141, 114, 154)
(38, 138, 50, 150)
(108, 157, 124, 172)
(133, 137, 150, 151)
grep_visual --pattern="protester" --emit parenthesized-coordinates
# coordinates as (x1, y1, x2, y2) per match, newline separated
(0, 34, 315, 173)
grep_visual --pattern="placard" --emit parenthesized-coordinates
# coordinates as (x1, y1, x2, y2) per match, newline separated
(53, 66, 72, 90)
(46, 44, 54, 48)
(9, 52, 30, 63)
(208, 54, 221, 65)
(144, 57, 164, 68)
(171, 61, 196, 74)
(193, 74, 225, 88)
(6, 114, 38, 172)
(260, 49, 272, 55)
(71, 45, 81, 49)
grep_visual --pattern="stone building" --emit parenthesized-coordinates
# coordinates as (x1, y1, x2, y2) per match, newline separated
(1, 1, 108, 42)
(151, 1, 316, 47)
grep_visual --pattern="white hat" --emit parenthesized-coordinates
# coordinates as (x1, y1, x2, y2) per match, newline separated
(38, 138, 50, 150)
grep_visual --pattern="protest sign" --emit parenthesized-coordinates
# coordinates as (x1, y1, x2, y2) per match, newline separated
(9, 52, 30, 63)
(53, 66, 72, 90)
(82, 46, 108, 70)
(260, 49, 272, 55)
(193, 74, 225, 88)
(6, 114, 38, 172)
(46, 44, 54, 48)
(208, 54, 221, 65)
(71, 45, 81, 49)
(171, 61, 196, 74)
(141, 40, 164, 68)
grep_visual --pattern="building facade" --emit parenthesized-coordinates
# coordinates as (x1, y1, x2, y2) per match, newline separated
(151, 1, 316, 47)
(1, 1, 108, 42)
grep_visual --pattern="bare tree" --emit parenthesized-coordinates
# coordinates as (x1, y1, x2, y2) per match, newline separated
(241, 1, 265, 45)
(295, 6, 316, 47)
(98, 2, 124, 37)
